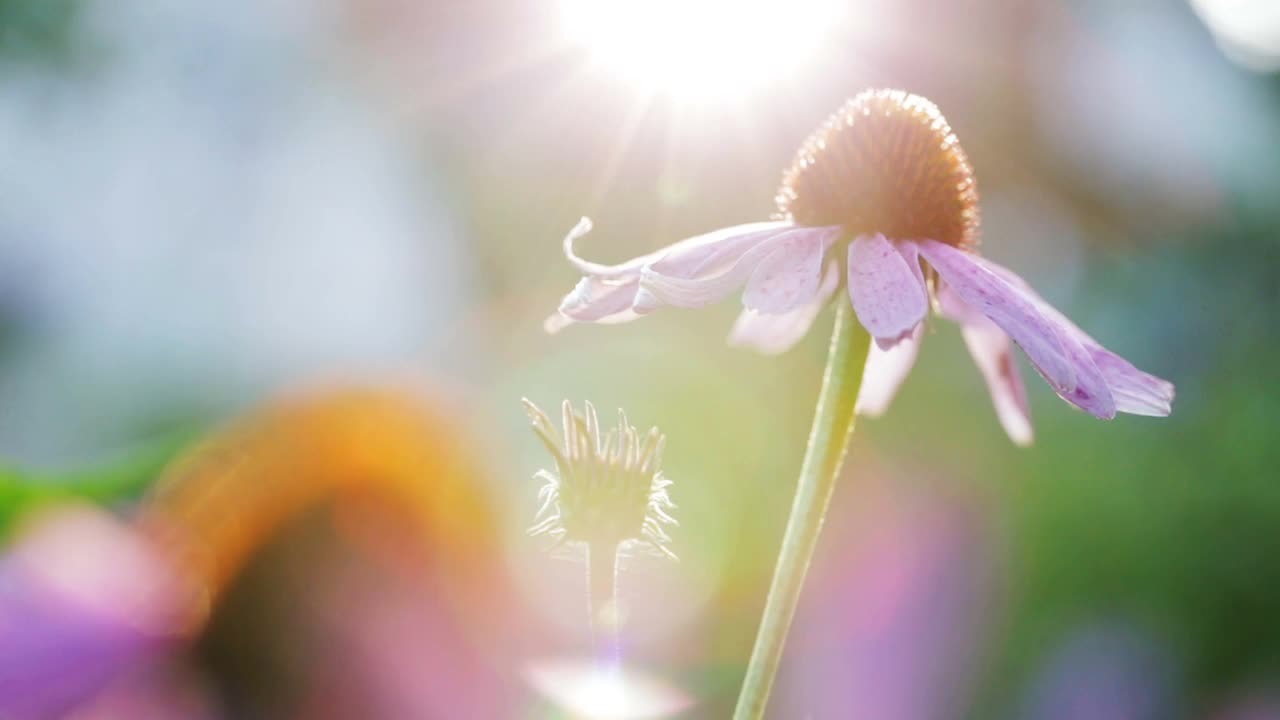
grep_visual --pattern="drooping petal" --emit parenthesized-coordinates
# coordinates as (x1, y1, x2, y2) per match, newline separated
(654, 223, 801, 278)
(915, 240, 1119, 417)
(924, 241, 1116, 418)
(638, 226, 838, 311)
(729, 263, 839, 355)
(847, 234, 928, 346)
(1088, 351, 1174, 416)
(742, 229, 828, 314)
(545, 277, 641, 333)
(938, 284, 1034, 445)
(973, 256, 1174, 417)
(549, 219, 799, 330)
(855, 324, 923, 417)
(562, 217, 793, 279)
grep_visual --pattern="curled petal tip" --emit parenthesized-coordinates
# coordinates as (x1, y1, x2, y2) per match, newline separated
(559, 218, 597, 272)
(544, 313, 572, 334)
(561, 216, 650, 278)
(564, 217, 593, 253)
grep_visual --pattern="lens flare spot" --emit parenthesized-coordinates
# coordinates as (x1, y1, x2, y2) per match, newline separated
(559, 0, 844, 102)
(526, 658, 693, 718)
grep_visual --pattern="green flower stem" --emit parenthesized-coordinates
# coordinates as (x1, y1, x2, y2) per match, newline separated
(588, 540, 622, 670)
(0, 433, 193, 540)
(733, 300, 872, 719)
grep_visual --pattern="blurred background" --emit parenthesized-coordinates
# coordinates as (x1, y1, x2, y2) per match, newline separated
(0, 0, 1277, 717)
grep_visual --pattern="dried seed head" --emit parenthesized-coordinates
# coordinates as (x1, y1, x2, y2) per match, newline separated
(777, 89, 980, 248)
(523, 399, 677, 559)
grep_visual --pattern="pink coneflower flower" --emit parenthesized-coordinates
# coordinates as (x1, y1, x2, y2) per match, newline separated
(546, 89, 1173, 443)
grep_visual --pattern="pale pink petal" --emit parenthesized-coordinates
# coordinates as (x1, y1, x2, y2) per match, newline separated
(727, 300, 825, 356)
(742, 230, 828, 314)
(548, 219, 793, 330)
(915, 240, 1108, 414)
(638, 226, 838, 311)
(847, 234, 928, 346)
(938, 284, 1034, 445)
(855, 324, 923, 417)
(896, 240, 927, 292)
(544, 277, 641, 333)
(654, 223, 800, 278)
(729, 263, 839, 355)
(562, 217, 793, 279)
(974, 256, 1174, 417)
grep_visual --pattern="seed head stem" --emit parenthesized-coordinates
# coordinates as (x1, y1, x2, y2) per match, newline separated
(733, 299, 872, 719)
(587, 540, 621, 670)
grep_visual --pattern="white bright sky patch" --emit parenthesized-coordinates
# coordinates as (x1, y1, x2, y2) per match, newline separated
(1190, 0, 1280, 71)
(526, 659, 693, 718)
(559, 0, 844, 101)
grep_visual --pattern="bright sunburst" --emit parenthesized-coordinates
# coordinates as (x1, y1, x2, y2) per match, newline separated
(559, 0, 844, 103)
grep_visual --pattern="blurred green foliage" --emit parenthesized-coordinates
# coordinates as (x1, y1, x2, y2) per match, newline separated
(0, 0, 81, 66)
(0, 434, 190, 539)
(969, 220, 1280, 716)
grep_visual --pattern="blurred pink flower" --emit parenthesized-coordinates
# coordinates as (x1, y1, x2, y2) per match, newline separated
(1212, 690, 1280, 720)
(546, 89, 1174, 444)
(0, 506, 192, 720)
(774, 473, 992, 719)
(1022, 623, 1175, 720)
(0, 389, 531, 719)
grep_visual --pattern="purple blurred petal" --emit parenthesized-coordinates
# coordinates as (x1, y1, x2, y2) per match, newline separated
(1211, 690, 1280, 720)
(775, 478, 993, 719)
(0, 508, 189, 720)
(855, 324, 923, 417)
(847, 234, 928, 346)
(938, 284, 1034, 445)
(1022, 624, 1175, 720)
(65, 668, 220, 720)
